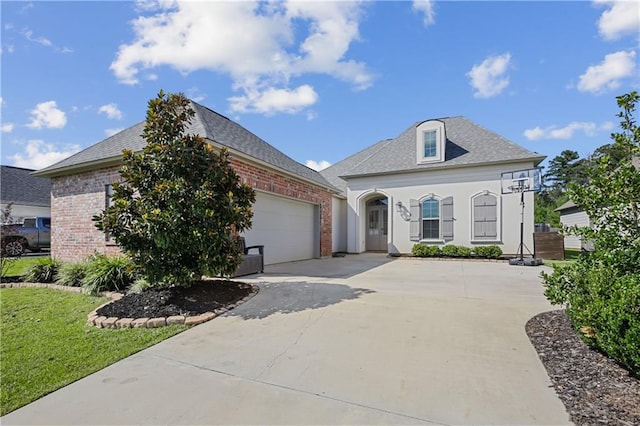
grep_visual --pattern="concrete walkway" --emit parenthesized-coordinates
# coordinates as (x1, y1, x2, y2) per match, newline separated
(3, 255, 570, 425)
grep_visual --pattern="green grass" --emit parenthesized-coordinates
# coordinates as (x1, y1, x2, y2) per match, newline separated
(2, 256, 45, 277)
(0, 288, 186, 415)
(542, 249, 582, 268)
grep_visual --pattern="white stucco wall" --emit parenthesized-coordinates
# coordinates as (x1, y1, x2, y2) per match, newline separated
(331, 196, 348, 253)
(0, 203, 50, 223)
(345, 162, 537, 256)
(560, 210, 591, 250)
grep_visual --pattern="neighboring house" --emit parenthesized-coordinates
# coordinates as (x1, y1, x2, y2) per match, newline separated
(0, 165, 51, 223)
(556, 200, 592, 251)
(34, 101, 337, 264)
(320, 117, 545, 256)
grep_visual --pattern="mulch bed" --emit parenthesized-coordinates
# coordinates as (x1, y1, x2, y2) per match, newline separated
(526, 310, 640, 426)
(96, 279, 254, 319)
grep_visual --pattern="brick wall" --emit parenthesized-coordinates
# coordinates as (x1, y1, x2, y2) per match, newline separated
(51, 159, 333, 262)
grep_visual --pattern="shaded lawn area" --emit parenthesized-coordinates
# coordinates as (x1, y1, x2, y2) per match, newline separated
(542, 249, 582, 268)
(0, 288, 186, 416)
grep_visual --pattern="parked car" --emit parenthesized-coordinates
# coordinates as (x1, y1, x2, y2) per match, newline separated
(1, 217, 51, 257)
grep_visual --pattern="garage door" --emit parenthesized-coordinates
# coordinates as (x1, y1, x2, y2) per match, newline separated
(242, 192, 318, 265)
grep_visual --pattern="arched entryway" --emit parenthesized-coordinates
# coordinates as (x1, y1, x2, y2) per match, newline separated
(365, 197, 388, 252)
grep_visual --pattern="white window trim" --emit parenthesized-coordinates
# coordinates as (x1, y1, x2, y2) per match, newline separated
(416, 121, 445, 164)
(419, 194, 443, 242)
(470, 190, 501, 243)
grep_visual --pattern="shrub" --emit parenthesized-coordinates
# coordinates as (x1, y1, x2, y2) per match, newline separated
(1, 257, 17, 278)
(82, 254, 138, 295)
(544, 264, 640, 376)
(456, 246, 473, 257)
(441, 245, 459, 257)
(127, 277, 154, 294)
(23, 258, 60, 283)
(56, 261, 87, 287)
(473, 245, 503, 259)
(411, 244, 440, 257)
(542, 91, 640, 376)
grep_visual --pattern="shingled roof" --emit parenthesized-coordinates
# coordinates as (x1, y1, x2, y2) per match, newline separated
(35, 101, 335, 191)
(321, 116, 545, 193)
(1, 166, 51, 207)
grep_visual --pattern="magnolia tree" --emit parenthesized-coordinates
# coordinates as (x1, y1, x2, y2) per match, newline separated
(569, 91, 640, 274)
(542, 91, 640, 375)
(94, 91, 255, 286)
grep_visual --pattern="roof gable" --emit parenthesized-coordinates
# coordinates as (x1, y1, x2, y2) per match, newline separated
(35, 101, 334, 190)
(321, 116, 545, 192)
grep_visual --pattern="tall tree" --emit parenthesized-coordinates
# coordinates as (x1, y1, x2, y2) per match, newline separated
(544, 149, 590, 192)
(94, 91, 255, 286)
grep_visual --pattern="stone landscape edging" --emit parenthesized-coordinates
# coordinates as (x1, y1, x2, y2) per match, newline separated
(0, 281, 259, 329)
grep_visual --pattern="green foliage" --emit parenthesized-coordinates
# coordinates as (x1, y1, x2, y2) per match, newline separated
(93, 91, 255, 286)
(1, 256, 17, 278)
(543, 262, 639, 376)
(544, 149, 591, 191)
(534, 191, 568, 228)
(456, 246, 473, 257)
(56, 261, 88, 287)
(82, 254, 137, 295)
(127, 277, 154, 295)
(412, 243, 503, 258)
(542, 91, 640, 376)
(411, 243, 440, 257)
(441, 245, 460, 257)
(23, 258, 60, 283)
(473, 245, 503, 259)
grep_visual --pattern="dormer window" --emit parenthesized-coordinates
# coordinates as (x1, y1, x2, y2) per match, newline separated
(416, 120, 446, 164)
(423, 131, 437, 158)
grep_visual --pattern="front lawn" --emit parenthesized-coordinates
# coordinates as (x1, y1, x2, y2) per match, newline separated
(2, 256, 44, 277)
(0, 288, 186, 415)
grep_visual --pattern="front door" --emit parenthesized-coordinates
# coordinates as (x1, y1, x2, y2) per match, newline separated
(366, 197, 388, 251)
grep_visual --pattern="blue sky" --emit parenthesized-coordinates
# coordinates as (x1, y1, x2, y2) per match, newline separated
(1, 1, 638, 174)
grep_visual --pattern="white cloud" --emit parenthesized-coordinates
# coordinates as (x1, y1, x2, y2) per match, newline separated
(22, 29, 52, 47)
(466, 53, 511, 99)
(105, 128, 124, 137)
(22, 28, 73, 53)
(523, 121, 612, 140)
(306, 160, 331, 171)
(98, 103, 123, 120)
(2, 123, 15, 133)
(412, 0, 435, 27)
(577, 50, 637, 93)
(185, 87, 206, 103)
(111, 1, 372, 115)
(229, 84, 318, 114)
(8, 140, 80, 169)
(594, 0, 640, 41)
(27, 101, 67, 129)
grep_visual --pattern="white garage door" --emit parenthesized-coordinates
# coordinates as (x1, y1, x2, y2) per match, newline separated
(242, 192, 317, 265)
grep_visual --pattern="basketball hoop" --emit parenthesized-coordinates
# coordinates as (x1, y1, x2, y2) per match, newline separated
(500, 167, 543, 266)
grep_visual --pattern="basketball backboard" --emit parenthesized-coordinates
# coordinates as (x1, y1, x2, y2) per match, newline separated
(501, 167, 542, 194)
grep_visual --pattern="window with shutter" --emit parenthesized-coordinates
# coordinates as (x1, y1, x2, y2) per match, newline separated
(408, 195, 455, 241)
(422, 198, 439, 239)
(472, 193, 498, 241)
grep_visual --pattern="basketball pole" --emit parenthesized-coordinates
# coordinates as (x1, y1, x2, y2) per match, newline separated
(518, 189, 525, 262)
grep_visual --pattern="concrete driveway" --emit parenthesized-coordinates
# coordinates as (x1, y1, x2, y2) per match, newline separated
(3, 255, 570, 425)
